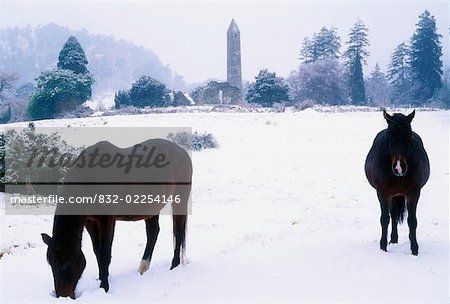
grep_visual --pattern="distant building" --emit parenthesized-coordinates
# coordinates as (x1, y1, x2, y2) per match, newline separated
(227, 19, 242, 101)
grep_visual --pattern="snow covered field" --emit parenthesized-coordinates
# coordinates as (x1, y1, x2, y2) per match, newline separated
(1, 108, 449, 303)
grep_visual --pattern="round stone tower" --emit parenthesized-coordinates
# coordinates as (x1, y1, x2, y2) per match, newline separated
(227, 18, 242, 101)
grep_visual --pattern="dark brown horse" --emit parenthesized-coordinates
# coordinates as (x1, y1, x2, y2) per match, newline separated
(365, 110, 429, 255)
(41, 139, 192, 298)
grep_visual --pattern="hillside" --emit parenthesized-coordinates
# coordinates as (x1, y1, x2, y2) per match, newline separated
(0, 24, 186, 94)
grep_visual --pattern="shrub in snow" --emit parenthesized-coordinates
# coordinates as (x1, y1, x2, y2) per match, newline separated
(246, 69, 290, 107)
(27, 69, 93, 120)
(293, 99, 315, 111)
(167, 131, 218, 151)
(0, 125, 83, 194)
(114, 76, 168, 108)
(56, 105, 94, 119)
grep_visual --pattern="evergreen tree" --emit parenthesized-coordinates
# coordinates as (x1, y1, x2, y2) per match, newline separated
(344, 19, 370, 104)
(28, 69, 93, 119)
(387, 42, 410, 86)
(300, 37, 316, 64)
(57, 36, 89, 74)
(114, 76, 168, 108)
(387, 42, 412, 104)
(315, 27, 341, 60)
(348, 53, 366, 105)
(300, 27, 341, 64)
(28, 36, 93, 119)
(409, 10, 443, 102)
(366, 63, 390, 106)
(246, 69, 289, 107)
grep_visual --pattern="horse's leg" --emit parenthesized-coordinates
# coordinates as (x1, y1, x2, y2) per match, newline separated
(389, 196, 402, 244)
(170, 214, 187, 270)
(138, 215, 160, 275)
(85, 219, 102, 280)
(377, 191, 390, 252)
(98, 217, 116, 292)
(407, 191, 420, 255)
(389, 212, 398, 244)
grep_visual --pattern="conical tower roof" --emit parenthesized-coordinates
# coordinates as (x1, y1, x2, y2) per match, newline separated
(227, 18, 240, 33)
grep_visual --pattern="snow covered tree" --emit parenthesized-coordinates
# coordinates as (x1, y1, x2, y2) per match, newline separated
(0, 72, 18, 100)
(387, 42, 410, 85)
(246, 69, 289, 107)
(57, 36, 89, 75)
(344, 19, 370, 105)
(28, 69, 93, 119)
(28, 36, 93, 119)
(387, 42, 413, 104)
(300, 27, 341, 64)
(114, 75, 168, 108)
(365, 63, 390, 107)
(300, 37, 316, 64)
(409, 10, 443, 102)
(315, 27, 341, 60)
(288, 59, 347, 105)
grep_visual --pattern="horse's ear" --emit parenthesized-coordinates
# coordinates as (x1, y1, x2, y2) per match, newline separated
(407, 109, 415, 123)
(383, 109, 392, 123)
(41, 233, 52, 246)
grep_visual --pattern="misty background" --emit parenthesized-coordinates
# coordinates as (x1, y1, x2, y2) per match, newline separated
(2, 0, 449, 90)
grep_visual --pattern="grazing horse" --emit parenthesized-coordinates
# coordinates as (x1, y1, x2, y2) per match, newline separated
(365, 110, 429, 255)
(41, 139, 192, 299)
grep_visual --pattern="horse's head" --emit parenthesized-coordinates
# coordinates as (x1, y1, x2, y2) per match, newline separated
(383, 109, 415, 177)
(41, 233, 86, 299)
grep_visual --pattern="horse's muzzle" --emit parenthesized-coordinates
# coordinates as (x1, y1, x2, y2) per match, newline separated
(392, 158, 407, 177)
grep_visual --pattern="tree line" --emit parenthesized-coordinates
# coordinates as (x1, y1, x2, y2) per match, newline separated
(0, 9, 447, 122)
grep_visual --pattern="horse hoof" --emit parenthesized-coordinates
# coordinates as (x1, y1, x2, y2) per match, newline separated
(170, 259, 180, 270)
(380, 240, 388, 252)
(100, 282, 109, 293)
(389, 240, 398, 244)
(411, 243, 419, 255)
(138, 259, 150, 275)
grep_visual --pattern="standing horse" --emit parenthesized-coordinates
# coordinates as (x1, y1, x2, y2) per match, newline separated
(365, 110, 429, 255)
(41, 139, 192, 299)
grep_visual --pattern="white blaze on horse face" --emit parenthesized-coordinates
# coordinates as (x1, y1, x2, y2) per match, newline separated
(138, 259, 150, 275)
(395, 159, 403, 175)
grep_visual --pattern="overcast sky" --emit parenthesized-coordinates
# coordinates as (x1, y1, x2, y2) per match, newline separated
(1, 0, 449, 84)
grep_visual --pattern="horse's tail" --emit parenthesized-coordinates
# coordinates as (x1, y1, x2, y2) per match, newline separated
(391, 195, 406, 224)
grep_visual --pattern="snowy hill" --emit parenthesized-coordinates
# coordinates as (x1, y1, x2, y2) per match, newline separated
(0, 24, 186, 93)
(0, 108, 448, 302)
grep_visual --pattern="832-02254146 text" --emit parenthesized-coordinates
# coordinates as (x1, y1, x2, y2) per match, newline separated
(9, 194, 182, 205)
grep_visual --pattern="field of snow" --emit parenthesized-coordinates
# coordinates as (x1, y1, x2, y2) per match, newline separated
(1, 108, 449, 303)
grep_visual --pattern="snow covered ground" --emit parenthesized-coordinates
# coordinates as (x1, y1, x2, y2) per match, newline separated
(1, 108, 449, 303)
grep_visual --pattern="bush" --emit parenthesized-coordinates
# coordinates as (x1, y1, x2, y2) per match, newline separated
(55, 105, 94, 119)
(0, 124, 83, 194)
(28, 69, 93, 120)
(167, 131, 218, 151)
(115, 76, 168, 108)
(246, 69, 290, 107)
(293, 99, 315, 111)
